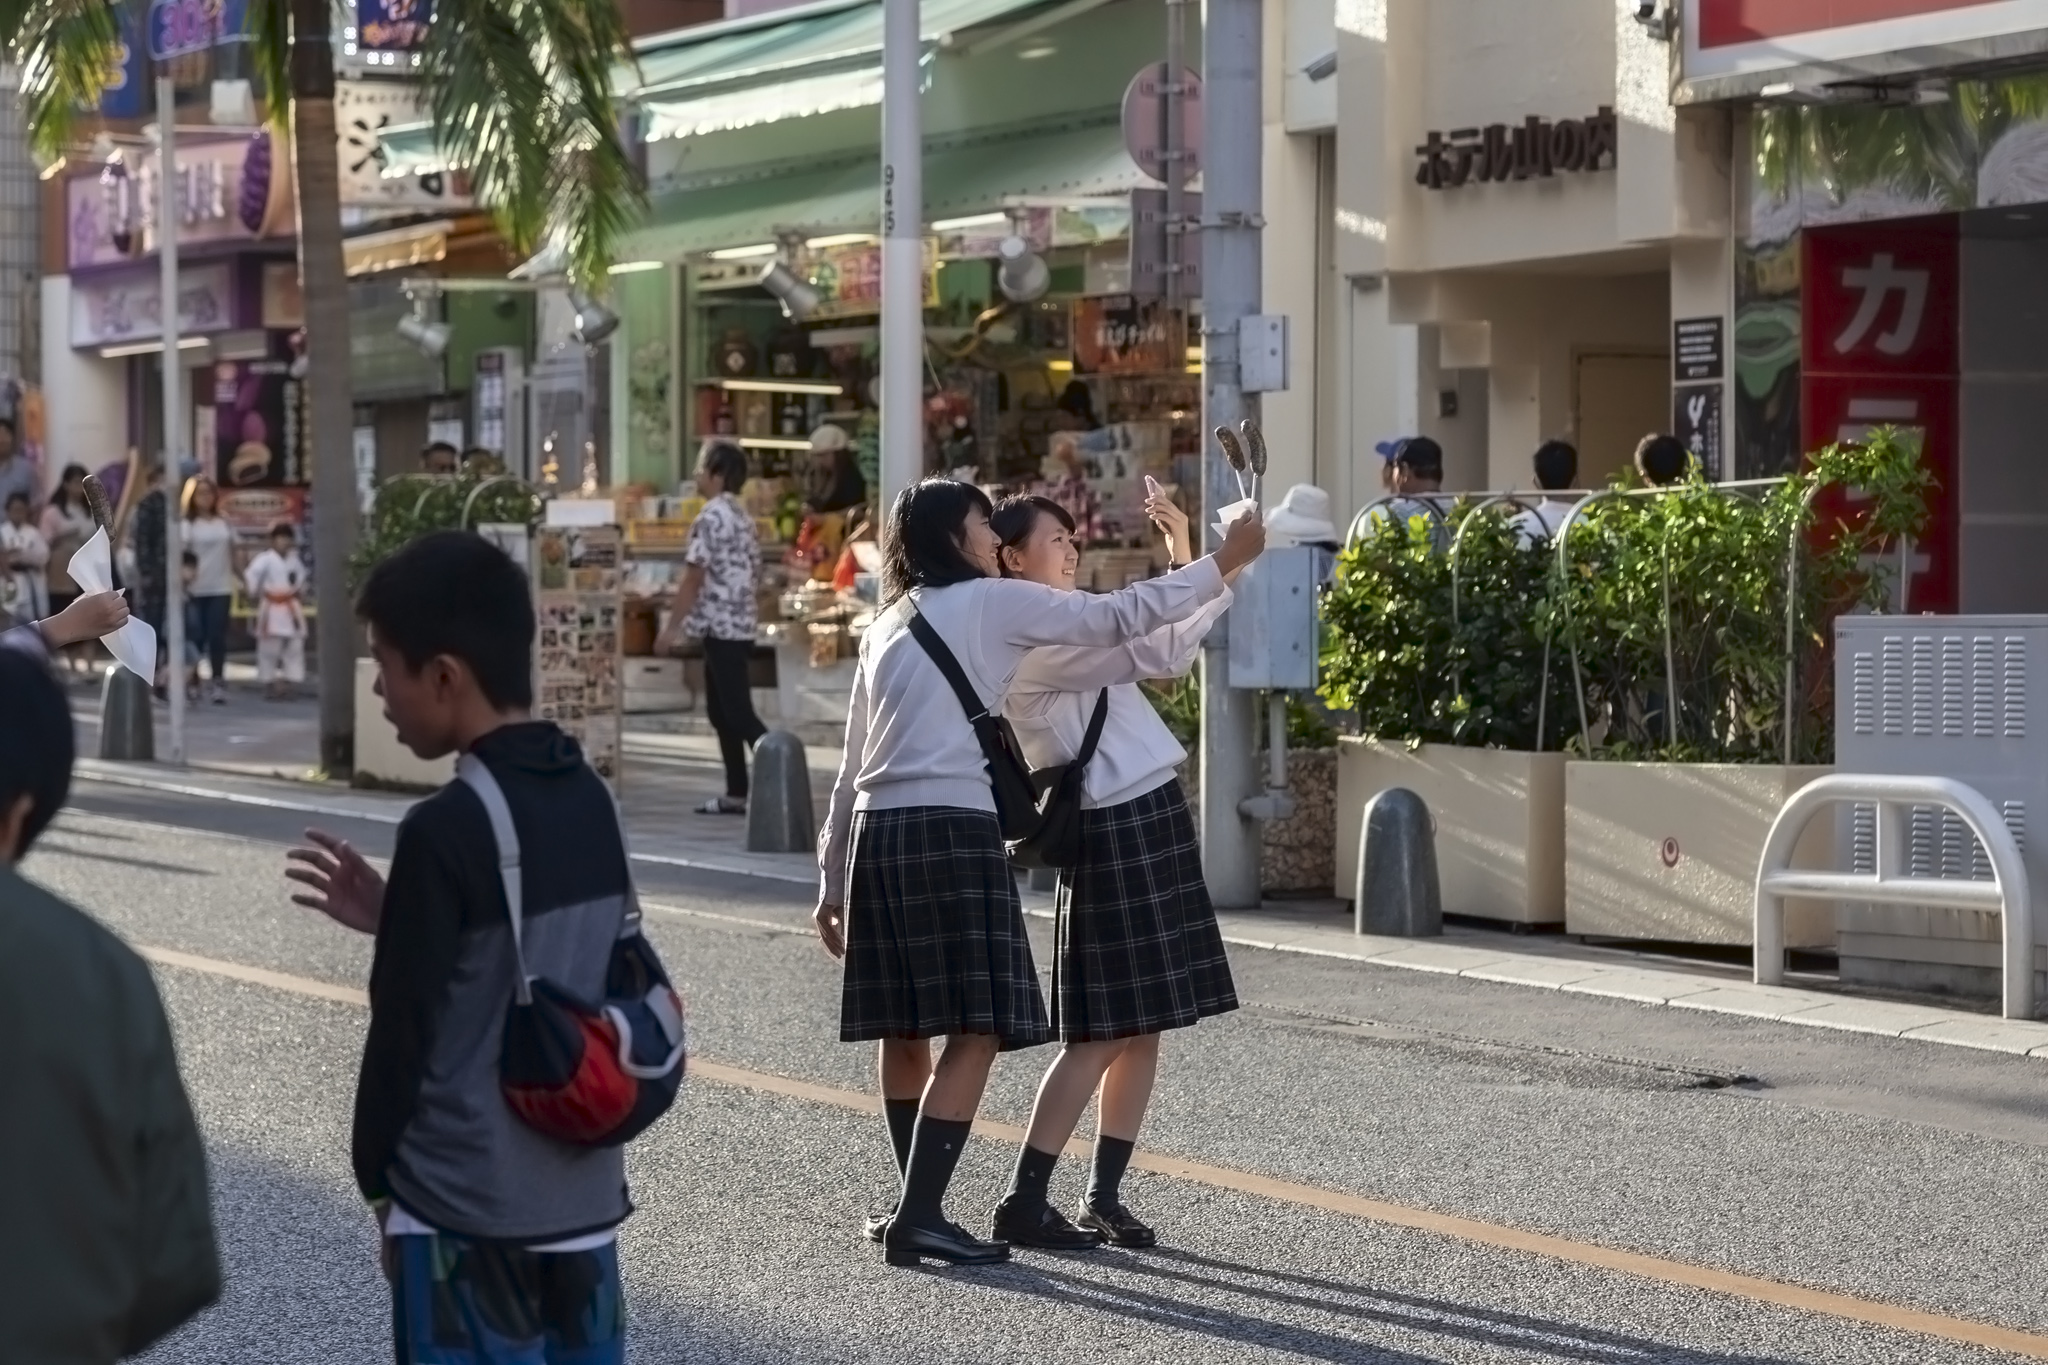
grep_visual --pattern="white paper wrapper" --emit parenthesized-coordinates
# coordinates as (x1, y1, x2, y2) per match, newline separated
(67, 528, 156, 681)
(1211, 497, 1259, 542)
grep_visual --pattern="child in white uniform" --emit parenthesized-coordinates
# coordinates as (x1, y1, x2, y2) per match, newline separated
(243, 522, 306, 698)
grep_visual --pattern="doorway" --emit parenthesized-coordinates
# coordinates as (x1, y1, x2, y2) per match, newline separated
(1574, 352, 1669, 486)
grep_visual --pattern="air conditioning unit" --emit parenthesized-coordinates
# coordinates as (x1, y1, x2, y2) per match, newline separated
(1833, 615, 2048, 1001)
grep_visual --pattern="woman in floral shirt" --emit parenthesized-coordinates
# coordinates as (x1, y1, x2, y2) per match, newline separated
(657, 440, 767, 813)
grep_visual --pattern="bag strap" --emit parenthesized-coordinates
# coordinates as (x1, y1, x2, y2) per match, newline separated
(1074, 689, 1111, 769)
(905, 607, 989, 722)
(456, 754, 533, 1006)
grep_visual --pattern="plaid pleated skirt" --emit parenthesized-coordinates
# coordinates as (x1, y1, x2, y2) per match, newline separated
(1053, 779, 1239, 1042)
(839, 806, 1052, 1049)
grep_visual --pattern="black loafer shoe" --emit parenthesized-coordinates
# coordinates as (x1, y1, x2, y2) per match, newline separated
(883, 1217, 1011, 1267)
(992, 1197, 1106, 1250)
(863, 1210, 892, 1243)
(1077, 1200, 1157, 1248)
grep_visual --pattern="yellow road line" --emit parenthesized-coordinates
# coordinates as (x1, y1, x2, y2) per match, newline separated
(137, 942, 2048, 1360)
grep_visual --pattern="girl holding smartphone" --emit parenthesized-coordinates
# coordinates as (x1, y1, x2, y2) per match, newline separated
(985, 484, 1239, 1250)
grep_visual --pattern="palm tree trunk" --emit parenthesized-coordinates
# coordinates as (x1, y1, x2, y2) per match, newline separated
(288, 0, 357, 776)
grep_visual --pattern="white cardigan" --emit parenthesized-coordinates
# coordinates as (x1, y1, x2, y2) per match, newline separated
(818, 559, 1227, 903)
(1002, 588, 1230, 811)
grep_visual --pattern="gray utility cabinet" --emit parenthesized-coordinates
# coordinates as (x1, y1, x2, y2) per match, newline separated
(1833, 615, 2047, 1000)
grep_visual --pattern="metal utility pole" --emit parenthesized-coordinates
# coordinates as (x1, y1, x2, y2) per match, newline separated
(157, 76, 186, 766)
(1198, 0, 1261, 908)
(879, 0, 923, 515)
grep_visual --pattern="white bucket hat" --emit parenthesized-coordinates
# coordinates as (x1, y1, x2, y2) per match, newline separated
(1266, 484, 1339, 545)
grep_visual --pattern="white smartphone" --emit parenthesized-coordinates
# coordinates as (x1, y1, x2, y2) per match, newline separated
(1144, 474, 1165, 499)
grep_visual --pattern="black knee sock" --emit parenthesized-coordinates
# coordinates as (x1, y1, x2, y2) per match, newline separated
(884, 1098, 919, 1176)
(896, 1115, 973, 1229)
(1005, 1143, 1060, 1212)
(1088, 1136, 1136, 1210)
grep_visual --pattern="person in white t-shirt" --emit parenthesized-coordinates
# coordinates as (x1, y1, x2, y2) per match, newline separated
(180, 477, 236, 704)
(1511, 440, 1583, 548)
(2, 491, 49, 627)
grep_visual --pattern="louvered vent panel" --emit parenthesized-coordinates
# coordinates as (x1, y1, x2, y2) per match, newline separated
(1940, 636, 1964, 736)
(1972, 637, 1997, 736)
(2006, 637, 2028, 738)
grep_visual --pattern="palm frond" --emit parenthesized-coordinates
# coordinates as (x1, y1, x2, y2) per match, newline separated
(245, 0, 291, 129)
(420, 0, 643, 287)
(6, 0, 124, 161)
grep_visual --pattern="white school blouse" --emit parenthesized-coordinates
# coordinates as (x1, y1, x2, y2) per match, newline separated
(818, 559, 1227, 904)
(1002, 589, 1231, 811)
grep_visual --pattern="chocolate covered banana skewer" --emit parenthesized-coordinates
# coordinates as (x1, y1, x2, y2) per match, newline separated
(1214, 425, 1250, 501)
(1240, 420, 1269, 505)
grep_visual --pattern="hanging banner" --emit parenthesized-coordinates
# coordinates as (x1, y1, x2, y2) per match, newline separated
(357, 0, 433, 50)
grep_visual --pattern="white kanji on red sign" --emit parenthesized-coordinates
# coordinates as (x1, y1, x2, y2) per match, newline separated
(1833, 253, 1929, 357)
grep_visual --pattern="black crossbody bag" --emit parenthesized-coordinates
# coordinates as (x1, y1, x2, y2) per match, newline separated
(907, 609, 1109, 869)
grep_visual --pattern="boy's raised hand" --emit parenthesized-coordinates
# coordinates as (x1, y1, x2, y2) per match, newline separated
(287, 829, 388, 935)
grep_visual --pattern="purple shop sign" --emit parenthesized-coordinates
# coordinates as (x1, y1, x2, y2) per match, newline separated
(148, 0, 228, 60)
(357, 0, 433, 50)
(70, 261, 235, 348)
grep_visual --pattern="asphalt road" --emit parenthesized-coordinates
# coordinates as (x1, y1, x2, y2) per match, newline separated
(30, 778, 2048, 1363)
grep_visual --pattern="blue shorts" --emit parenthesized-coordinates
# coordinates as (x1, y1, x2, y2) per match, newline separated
(389, 1234, 623, 1365)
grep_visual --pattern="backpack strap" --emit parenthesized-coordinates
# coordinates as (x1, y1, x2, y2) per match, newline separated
(905, 607, 990, 721)
(456, 753, 533, 1006)
(1074, 688, 1111, 769)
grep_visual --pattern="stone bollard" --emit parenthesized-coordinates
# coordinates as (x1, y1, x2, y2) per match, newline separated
(1354, 787, 1441, 937)
(98, 664, 155, 763)
(746, 731, 815, 853)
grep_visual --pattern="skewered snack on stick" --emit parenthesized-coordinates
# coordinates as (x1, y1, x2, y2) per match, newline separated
(1240, 419, 1269, 504)
(1214, 425, 1249, 500)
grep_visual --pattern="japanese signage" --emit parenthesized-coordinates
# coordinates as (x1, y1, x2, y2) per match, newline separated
(1672, 384, 1723, 481)
(1674, 317, 1724, 382)
(534, 525, 622, 785)
(1685, 0, 2048, 86)
(805, 240, 939, 321)
(357, 0, 432, 49)
(334, 81, 472, 209)
(148, 0, 240, 59)
(64, 132, 293, 270)
(1802, 218, 1960, 614)
(217, 487, 306, 618)
(1414, 108, 1617, 191)
(69, 260, 233, 347)
(1073, 295, 1187, 375)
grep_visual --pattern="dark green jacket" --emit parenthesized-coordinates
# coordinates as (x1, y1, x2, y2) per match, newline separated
(0, 864, 219, 1361)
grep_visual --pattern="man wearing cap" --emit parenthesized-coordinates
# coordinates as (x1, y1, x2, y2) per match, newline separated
(803, 423, 866, 515)
(1369, 436, 1451, 550)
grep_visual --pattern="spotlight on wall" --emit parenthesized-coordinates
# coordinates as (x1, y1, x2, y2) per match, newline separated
(569, 290, 620, 345)
(396, 298, 450, 357)
(758, 259, 821, 320)
(996, 235, 1049, 303)
(1632, 0, 1675, 41)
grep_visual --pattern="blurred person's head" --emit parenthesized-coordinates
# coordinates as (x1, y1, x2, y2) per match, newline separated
(1389, 436, 1443, 494)
(991, 495, 1078, 590)
(1054, 380, 1099, 431)
(696, 440, 750, 498)
(269, 522, 296, 555)
(181, 476, 219, 519)
(0, 646, 73, 863)
(54, 464, 87, 512)
(0, 417, 19, 460)
(422, 441, 460, 476)
(356, 531, 533, 760)
(1634, 433, 1691, 487)
(881, 479, 997, 602)
(1532, 440, 1578, 493)
(5, 492, 26, 526)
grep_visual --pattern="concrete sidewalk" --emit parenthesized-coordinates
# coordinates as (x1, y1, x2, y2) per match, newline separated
(70, 754, 2048, 1064)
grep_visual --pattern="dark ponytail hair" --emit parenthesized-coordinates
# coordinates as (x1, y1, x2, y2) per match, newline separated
(881, 478, 994, 602)
(989, 495, 1075, 579)
(50, 464, 88, 514)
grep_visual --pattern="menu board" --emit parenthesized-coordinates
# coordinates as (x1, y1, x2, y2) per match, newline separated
(533, 524, 622, 785)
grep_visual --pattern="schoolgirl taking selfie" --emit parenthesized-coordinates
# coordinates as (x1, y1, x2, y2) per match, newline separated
(988, 489, 1241, 1251)
(815, 478, 1265, 1268)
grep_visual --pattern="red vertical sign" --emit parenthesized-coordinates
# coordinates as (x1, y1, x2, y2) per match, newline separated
(1801, 216, 1959, 614)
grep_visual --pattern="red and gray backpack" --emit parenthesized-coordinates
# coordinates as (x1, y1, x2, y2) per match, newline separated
(458, 755, 686, 1147)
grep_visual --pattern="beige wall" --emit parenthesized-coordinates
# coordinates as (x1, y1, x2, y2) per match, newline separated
(39, 276, 128, 496)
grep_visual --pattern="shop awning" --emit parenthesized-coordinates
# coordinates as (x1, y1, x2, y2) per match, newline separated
(377, 0, 1083, 174)
(343, 219, 452, 276)
(619, 115, 1140, 260)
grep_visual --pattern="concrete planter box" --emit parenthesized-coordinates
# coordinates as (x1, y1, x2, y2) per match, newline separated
(352, 657, 453, 791)
(1564, 762, 1834, 946)
(1335, 739, 1566, 925)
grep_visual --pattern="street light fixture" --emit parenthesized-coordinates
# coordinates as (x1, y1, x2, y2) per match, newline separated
(569, 290, 619, 345)
(396, 296, 450, 356)
(758, 258, 821, 320)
